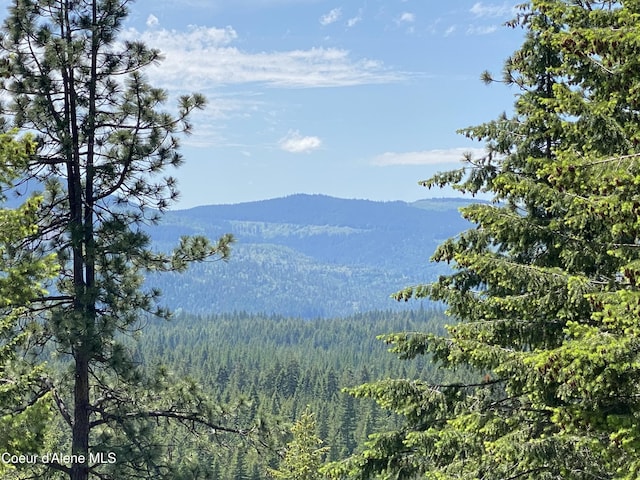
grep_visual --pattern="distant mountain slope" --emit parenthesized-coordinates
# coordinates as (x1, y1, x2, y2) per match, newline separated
(144, 194, 477, 317)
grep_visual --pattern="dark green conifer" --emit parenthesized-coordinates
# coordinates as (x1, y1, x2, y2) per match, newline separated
(324, 1, 640, 478)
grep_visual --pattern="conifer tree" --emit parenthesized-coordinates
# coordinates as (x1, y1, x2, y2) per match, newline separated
(0, 1, 241, 479)
(269, 407, 329, 480)
(0, 131, 57, 477)
(325, 1, 640, 478)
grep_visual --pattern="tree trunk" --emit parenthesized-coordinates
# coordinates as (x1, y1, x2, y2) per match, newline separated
(71, 352, 90, 480)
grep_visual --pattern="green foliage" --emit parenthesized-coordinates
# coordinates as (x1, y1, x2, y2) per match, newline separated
(326, 1, 640, 479)
(0, 1, 237, 478)
(268, 407, 330, 480)
(0, 132, 57, 476)
(132, 309, 455, 479)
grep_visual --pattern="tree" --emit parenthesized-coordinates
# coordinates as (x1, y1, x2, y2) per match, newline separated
(268, 407, 329, 480)
(324, 1, 640, 479)
(0, 1, 241, 479)
(0, 132, 58, 476)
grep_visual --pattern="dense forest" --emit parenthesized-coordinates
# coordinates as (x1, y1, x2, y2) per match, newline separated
(129, 309, 461, 479)
(2, 0, 640, 480)
(13, 309, 453, 479)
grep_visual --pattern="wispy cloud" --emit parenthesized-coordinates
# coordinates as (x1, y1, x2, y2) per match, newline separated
(395, 11, 416, 34)
(466, 2, 515, 36)
(372, 148, 486, 166)
(177, 93, 267, 148)
(146, 14, 159, 28)
(444, 25, 456, 36)
(347, 9, 363, 28)
(466, 24, 498, 35)
(124, 25, 404, 89)
(470, 2, 516, 18)
(320, 8, 342, 26)
(133, 24, 238, 48)
(279, 130, 322, 153)
(397, 12, 416, 24)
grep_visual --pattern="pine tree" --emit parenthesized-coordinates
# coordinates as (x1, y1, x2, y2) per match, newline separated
(268, 407, 329, 480)
(325, 1, 640, 479)
(0, 132, 58, 476)
(0, 1, 242, 479)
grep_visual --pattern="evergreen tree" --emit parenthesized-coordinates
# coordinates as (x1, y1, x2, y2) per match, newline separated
(268, 407, 329, 480)
(229, 449, 248, 480)
(325, 1, 640, 479)
(0, 132, 57, 477)
(0, 1, 240, 479)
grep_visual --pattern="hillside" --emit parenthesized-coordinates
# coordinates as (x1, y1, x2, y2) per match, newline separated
(145, 194, 476, 317)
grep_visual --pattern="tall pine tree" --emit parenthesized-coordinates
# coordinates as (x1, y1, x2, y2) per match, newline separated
(0, 1, 241, 479)
(325, 1, 640, 478)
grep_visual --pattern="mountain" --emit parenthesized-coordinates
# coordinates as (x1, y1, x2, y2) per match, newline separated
(144, 194, 477, 318)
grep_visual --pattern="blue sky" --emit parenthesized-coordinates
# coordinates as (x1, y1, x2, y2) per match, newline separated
(114, 2, 524, 207)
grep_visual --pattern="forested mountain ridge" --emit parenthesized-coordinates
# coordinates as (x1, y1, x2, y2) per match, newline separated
(145, 194, 476, 317)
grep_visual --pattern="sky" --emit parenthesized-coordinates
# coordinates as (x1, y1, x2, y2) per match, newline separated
(50, 1, 530, 208)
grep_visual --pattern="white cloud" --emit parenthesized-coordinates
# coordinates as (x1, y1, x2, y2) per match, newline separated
(372, 148, 486, 166)
(466, 24, 498, 35)
(125, 25, 404, 89)
(347, 10, 363, 28)
(124, 25, 237, 51)
(466, 2, 514, 36)
(444, 25, 456, 36)
(470, 2, 516, 17)
(146, 14, 159, 28)
(279, 130, 322, 153)
(398, 12, 415, 24)
(320, 8, 342, 26)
